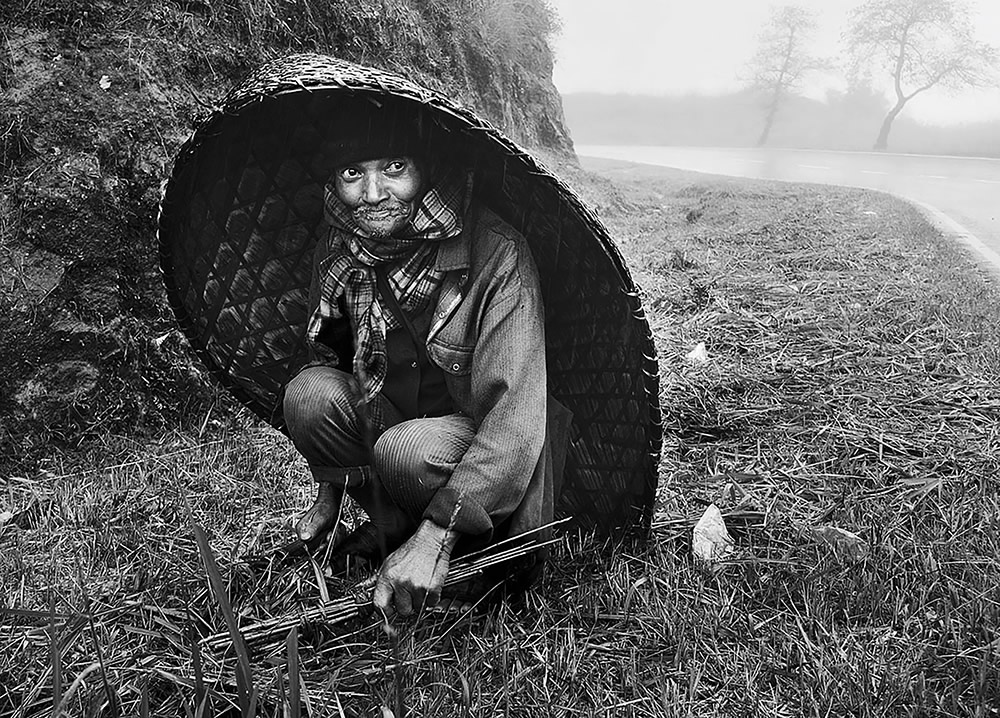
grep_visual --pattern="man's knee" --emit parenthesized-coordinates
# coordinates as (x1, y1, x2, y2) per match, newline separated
(372, 422, 429, 484)
(372, 417, 475, 511)
(283, 366, 357, 436)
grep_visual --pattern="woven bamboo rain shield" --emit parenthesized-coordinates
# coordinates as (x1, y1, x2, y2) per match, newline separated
(158, 54, 661, 532)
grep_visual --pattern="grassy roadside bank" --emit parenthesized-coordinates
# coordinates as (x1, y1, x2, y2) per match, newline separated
(3, 158, 1000, 716)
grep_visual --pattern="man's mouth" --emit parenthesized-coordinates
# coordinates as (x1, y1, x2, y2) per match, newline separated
(352, 203, 411, 239)
(354, 204, 409, 223)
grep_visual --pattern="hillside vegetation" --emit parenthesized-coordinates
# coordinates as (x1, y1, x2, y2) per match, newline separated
(0, 0, 570, 471)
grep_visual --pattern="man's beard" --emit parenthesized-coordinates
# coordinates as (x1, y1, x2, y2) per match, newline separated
(352, 199, 412, 238)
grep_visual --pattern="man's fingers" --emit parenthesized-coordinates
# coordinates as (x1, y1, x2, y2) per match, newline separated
(395, 586, 414, 617)
(425, 588, 441, 608)
(373, 575, 395, 617)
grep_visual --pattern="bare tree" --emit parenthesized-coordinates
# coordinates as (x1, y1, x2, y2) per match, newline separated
(846, 0, 998, 150)
(746, 5, 825, 147)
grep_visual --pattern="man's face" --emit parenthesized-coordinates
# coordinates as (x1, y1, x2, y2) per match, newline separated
(333, 156, 424, 238)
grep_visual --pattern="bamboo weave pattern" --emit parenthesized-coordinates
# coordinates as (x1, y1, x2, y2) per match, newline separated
(158, 54, 662, 532)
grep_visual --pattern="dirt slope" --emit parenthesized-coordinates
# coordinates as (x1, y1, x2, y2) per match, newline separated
(0, 0, 571, 469)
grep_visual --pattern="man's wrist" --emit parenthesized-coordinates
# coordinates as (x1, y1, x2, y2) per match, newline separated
(416, 518, 459, 553)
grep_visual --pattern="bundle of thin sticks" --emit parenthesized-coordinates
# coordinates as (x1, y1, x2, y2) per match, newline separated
(201, 519, 568, 652)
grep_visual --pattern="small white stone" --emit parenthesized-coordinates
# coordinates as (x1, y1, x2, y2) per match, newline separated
(692, 503, 734, 563)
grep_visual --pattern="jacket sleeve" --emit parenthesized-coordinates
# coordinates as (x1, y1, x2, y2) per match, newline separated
(422, 231, 547, 537)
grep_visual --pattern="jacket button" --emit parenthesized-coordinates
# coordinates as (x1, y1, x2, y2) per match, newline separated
(411, 361, 418, 368)
(452, 363, 461, 371)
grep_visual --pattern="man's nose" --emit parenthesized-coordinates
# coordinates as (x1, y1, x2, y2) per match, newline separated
(362, 174, 388, 204)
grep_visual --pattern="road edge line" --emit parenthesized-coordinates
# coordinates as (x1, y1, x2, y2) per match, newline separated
(902, 197, 1000, 279)
(576, 152, 1000, 279)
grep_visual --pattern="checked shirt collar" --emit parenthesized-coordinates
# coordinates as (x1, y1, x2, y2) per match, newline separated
(306, 171, 472, 419)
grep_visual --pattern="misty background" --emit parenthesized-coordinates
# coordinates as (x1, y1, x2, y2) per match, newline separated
(561, 91, 1000, 157)
(549, 0, 1000, 158)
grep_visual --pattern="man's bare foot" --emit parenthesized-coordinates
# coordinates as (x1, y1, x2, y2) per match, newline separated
(296, 483, 345, 543)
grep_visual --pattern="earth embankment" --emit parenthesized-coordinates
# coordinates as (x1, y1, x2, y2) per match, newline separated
(0, 0, 571, 469)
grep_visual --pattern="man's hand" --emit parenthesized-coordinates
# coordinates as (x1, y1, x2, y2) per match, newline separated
(373, 519, 458, 617)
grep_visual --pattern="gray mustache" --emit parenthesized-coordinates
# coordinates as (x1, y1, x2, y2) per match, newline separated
(353, 202, 410, 222)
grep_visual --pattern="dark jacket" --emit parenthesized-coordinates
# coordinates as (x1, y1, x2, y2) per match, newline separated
(304, 201, 557, 539)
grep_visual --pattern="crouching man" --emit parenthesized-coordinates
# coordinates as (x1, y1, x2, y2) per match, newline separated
(282, 113, 558, 617)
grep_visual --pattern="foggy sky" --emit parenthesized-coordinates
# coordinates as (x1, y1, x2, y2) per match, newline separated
(549, 0, 1000, 126)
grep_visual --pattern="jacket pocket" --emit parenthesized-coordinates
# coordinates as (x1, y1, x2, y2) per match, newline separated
(428, 341, 474, 376)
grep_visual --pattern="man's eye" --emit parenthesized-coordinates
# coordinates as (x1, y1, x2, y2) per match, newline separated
(340, 167, 361, 180)
(385, 160, 406, 174)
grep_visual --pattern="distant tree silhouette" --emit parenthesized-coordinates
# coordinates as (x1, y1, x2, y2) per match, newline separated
(745, 5, 825, 146)
(846, 0, 998, 150)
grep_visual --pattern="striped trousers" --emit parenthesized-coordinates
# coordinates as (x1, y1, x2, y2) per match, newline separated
(283, 365, 475, 524)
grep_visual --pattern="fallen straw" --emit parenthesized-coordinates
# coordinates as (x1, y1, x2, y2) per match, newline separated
(201, 521, 567, 651)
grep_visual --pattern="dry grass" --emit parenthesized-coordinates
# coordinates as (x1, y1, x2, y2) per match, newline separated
(4, 159, 1000, 716)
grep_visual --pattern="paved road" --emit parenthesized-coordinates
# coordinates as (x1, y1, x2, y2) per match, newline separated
(577, 145, 1000, 266)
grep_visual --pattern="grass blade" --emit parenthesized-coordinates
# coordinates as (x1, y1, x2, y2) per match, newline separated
(194, 693, 211, 718)
(186, 612, 207, 714)
(386, 621, 405, 718)
(191, 518, 255, 715)
(76, 562, 119, 718)
(285, 629, 300, 718)
(276, 668, 287, 717)
(49, 592, 61, 718)
(140, 674, 150, 718)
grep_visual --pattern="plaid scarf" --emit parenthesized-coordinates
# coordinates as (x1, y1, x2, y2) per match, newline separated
(306, 171, 470, 414)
